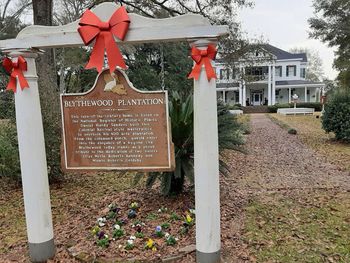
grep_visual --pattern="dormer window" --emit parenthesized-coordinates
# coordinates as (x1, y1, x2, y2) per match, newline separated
(286, 65, 296, 77)
(300, 68, 306, 78)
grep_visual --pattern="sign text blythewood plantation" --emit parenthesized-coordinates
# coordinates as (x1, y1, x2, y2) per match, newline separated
(61, 69, 174, 171)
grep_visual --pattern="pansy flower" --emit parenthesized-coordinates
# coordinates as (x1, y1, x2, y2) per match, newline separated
(97, 217, 106, 227)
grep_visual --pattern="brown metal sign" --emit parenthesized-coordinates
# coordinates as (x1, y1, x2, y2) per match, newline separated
(60, 69, 174, 171)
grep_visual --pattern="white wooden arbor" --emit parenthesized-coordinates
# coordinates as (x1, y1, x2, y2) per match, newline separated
(0, 3, 228, 262)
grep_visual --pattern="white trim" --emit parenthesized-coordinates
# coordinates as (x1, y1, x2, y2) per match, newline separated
(268, 65, 271, 105)
(276, 84, 324, 88)
(276, 58, 303, 62)
(272, 65, 276, 105)
(216, 87, 238, 91)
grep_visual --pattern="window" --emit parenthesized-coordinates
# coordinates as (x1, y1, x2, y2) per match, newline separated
(232, 68, 237, 79)
(300, 68, 306, 78)
(286, 65, 296, 77)
(246, 67, 263, 76)
(275, 66, 282, 77)
(220, 69, 230, 80)
(234, 91, 239, 103)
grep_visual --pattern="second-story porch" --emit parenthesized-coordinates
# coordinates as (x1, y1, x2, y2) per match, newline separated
(217, 80, 324, 107)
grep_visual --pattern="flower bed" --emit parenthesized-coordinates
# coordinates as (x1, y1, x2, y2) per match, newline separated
(67, 188, 196, 262)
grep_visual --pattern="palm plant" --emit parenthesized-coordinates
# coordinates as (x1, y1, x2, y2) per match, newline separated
(134, 91, 246, 196)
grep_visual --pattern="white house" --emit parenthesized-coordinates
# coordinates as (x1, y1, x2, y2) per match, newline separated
(216, 44, 325, 106)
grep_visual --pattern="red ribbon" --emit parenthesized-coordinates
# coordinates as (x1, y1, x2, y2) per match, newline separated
(78, 6, 130, 73)
(2, 56, 29, 93)
(188, 44, 217, 81)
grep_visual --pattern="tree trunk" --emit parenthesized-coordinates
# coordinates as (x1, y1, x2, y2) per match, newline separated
(32, 0, 63, 181)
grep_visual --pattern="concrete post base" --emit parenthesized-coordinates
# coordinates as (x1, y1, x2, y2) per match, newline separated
(196, 250, 221, 263)
(28, 239, 55, 262)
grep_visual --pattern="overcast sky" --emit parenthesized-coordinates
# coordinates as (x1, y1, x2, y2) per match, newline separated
(239, 0, 338, 80)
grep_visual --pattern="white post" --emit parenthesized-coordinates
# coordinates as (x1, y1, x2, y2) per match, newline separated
(268, 65, 272, 105)
(242, 80, 246, 107)
(242, 66, 247, 106)
(238, 82, 243, 105)
(9, 51, 55, 262)
(289, 87, 292, 103)
(272, 65, 276, 105)
(304, 86, 307, 102)
(191, 39, 221, 263)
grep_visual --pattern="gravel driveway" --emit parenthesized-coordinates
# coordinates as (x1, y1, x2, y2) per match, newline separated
(228, 114, 350, 192)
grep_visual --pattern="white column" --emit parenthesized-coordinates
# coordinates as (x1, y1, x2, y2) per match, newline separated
(304, 86, 307, 102)
(289, 87, 292, 103)
(242, 80, 247, 107)
(242, 80, 247, 106)
(191, 40, 220, 263)
(238, 82, 243, 105)
(9, 51, 55, 262)
(268, 65, 272, 105)
(272, 65, 276, 105)
(242, 66, 247, 106)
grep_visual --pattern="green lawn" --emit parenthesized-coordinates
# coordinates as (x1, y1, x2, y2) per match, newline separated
(245, 192, 350, 263)
(268, 113, 350, 171)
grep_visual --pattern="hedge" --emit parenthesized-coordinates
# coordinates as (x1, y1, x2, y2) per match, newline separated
(322, 90, 350, 142)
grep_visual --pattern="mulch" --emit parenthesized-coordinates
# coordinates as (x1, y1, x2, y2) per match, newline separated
(0, 171, 247, 263)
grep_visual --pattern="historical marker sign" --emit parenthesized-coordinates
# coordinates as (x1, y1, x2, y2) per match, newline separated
(61, 69, 174, 171)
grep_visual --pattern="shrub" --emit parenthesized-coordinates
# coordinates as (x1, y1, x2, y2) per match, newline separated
(294, 102, 322, 111)
(0, 123, 20, 181)
(288, 128, 297, 135)
(322, 89, 350, 142)
(217, 101, 245, 153)
(228, 104, 242, 110)
(268, 104, 290, 113)
(240, 122, 251, 134)
(0, 92, 15, 119)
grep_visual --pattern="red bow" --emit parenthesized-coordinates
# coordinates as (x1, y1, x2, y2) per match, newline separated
(188, 44, 217, 81)
(2, 56, 29, 93)
(78, 6, 130, 73)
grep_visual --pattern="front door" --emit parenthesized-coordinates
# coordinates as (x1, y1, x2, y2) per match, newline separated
(253, 93, 261, 106)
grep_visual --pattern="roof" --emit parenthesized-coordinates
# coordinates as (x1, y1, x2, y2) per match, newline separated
(263, 44, 307, 62)
(216, 44, 307, 64)
(276, 80, 324, 86)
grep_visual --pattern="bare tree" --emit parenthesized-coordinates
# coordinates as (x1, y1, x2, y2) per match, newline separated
(32, 0, 63, 181)
(0, 0, 32, 35)
(290, 47, 325, 82)
(54, 0, 92, 25)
